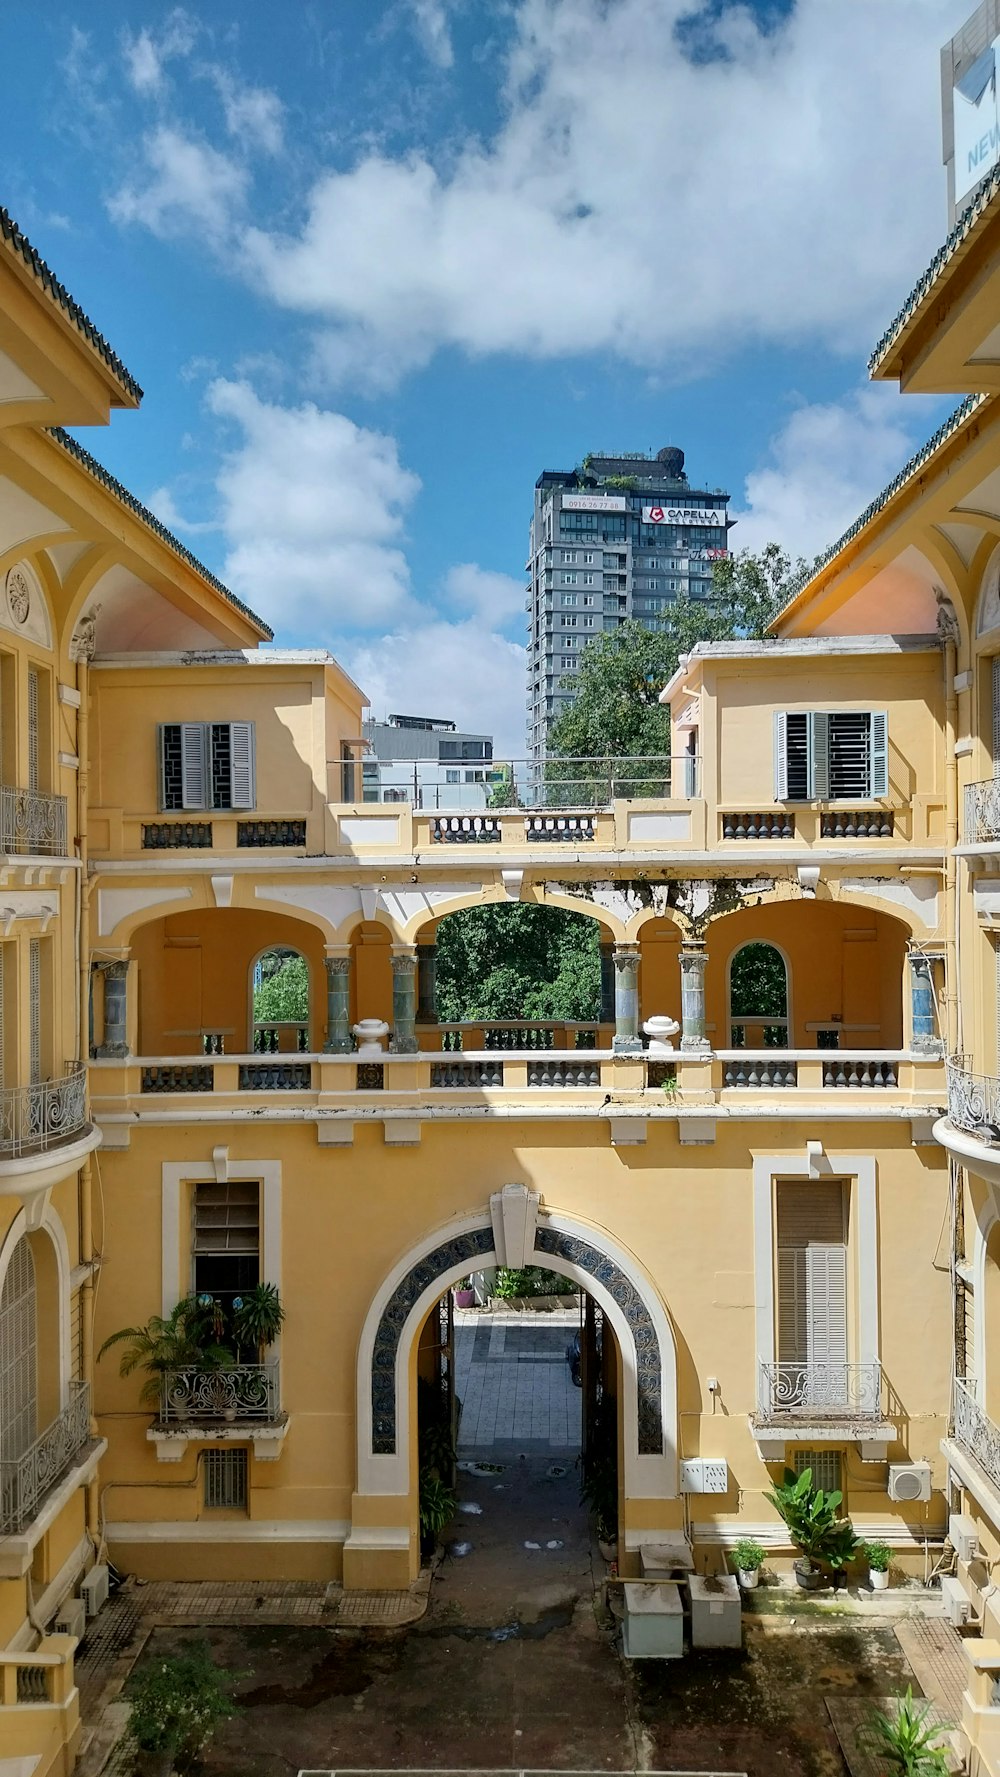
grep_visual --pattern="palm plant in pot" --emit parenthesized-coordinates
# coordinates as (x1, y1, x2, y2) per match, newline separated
(731, 1537, 766, 1590)
(98, 1295, 234, 1415)
(232, 1282, 284, 1358)
(764, 1466, 858, 1589)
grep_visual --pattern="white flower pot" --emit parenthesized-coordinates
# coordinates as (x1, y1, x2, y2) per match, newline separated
(353, 1019, 389, 1058)
(643, 1015, 680, 1056)
(738, 1567, 759, 1590)
(870, 1568, 889, 1591)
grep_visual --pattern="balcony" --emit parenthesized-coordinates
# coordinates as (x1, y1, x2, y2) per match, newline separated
(755, 1360, 885, 1425)
(0, 1065, 88, 1158)
(951, 1379, 1000, 1497)
(356, 754, 676, 812)
(965, 778, 1000, 845)
(0, 1380, 93, 1535)
(158, 1361, 281, 1424)
(947, 1059, 1000, 1144)
(0, 784, 67, 856)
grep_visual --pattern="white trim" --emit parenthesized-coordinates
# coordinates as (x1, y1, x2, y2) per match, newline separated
(354, 1201, 678, 1505)
(106, 1517, 350, 1544)
(0, 1202, 73, 1410)
(161, 1159, 282, 1317)
(752, 1150, 879, 1379)
(93, 845, 947, 878)
(342, 1526, 410, 1552)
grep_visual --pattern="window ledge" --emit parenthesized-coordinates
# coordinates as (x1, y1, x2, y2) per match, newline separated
(751, 1418, 895, 1461)
(147, 1418, 288, 1463)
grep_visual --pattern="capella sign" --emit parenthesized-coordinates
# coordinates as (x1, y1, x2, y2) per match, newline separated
(642, 507, 725, 526)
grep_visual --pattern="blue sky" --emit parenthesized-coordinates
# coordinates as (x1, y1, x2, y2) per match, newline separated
(0, 0, 970, 751)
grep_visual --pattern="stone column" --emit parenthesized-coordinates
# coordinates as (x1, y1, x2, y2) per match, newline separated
(612, 945, 642, 1053)
(323, 953, 353, 1053)
(95, 959, 129, 1058)
(599, 942, 616, 1026)
(390, 949, 419, 1053)
(679, 941, 710, 1052)
(908, 952, 942, 1056)
(416, 943, 437, 1025)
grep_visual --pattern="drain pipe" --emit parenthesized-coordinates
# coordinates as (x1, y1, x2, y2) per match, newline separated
(942, 621, 960, 1055)
(73, 628, 102, 1560)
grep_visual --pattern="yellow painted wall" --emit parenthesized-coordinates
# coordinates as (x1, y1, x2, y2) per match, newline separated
(131, 907, 327, 1053)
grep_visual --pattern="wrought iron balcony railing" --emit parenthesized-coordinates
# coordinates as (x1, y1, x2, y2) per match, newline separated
(756, 1360, 884, 1422)
(0, 784, 67, 856)
(946, 1059, 1000, 1144)
(0, 1380, 92, 1533)
(158, 1361, 281, 1424)
(0, 1064, 88, 1158)
(965, 778, 1000, 845)
(953, 1377, 1000, 1494)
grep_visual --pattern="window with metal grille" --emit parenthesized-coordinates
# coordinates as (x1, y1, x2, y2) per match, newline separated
(202, 1448, 248, 1511)
(0, 1237, 37, 1464)
(28, 939, 40, 1085)
(774, 712, 888, 801)
(792, 1447, 843, 1495)
(776, 1181, 848, 1372)
(158, 723, 256, 811)
(193, 1181, 260, 1311)
(27, 668, 38, 794)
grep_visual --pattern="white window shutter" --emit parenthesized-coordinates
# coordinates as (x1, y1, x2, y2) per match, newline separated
(157, 725, 168, 811)
(808, 712, 830, 800)
(180, 724, 208, 810)
(869, 711, 888, 797)
(27, 669, 38, 794)
(228, 723, 256, 809)
(994, 658, 1000, 778)
(776, 1182, 847, 1370)
(773, 712, 789, 800)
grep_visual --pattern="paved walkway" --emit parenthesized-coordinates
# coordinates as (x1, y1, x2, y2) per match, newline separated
(454, 1308, 582, 1452)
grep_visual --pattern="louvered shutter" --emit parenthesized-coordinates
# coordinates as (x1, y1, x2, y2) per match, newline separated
(776, 1182, 847, 1372)
(808, 712, 830, 799)
(27, 669, 38, 794)
(180, 724, 208, 810)
(869, 711, 888, 797)
(773, 712, 789, 800)
(227, 723, 256, 809)
(28, 938, 40, 1085)
(994, 658, 1000, 778)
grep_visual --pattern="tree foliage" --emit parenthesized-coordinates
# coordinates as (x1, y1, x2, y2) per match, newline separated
(435, 903, 600, 1023)
(253, 954, 309, 1023)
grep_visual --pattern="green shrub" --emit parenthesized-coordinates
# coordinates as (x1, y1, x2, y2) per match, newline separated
(861, 1538, 891, 1573)
(126, 1642, 237, 1764)
(731, 1537, 765, 1573)
(764, 1465, 858, 1573)
(859, 1687, 950, 1773)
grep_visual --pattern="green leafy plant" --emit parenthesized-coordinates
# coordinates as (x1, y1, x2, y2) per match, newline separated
(731, 1538, 765, 1573)
(862, 1538, 892, 1573)
(580, 1398, 618, 1542)
(419, 1469, 457, 1544)
(232, 1283, 284, 1358)
(859, 1688, 950, 1774)
(126, 1641, 238, 1767)
(764, 1466, 858, 1575)
(417, 1376, 457, 1481)
(98, 1297, 234, 1406)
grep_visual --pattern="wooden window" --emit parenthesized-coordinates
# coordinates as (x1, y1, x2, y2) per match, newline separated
(27, 668, 38, 794)
(28, 938, 40, 1085)
(193, 1181, 260, 1311)
(776, 1181, 848, 1372)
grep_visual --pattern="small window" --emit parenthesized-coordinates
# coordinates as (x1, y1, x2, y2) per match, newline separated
(774, 712, 887, 802)
(792, 1447, 842, 1495)
(203, 1448, 248, 1511)
(193, 1180, 259, 1311)
(159, 723, 256, 812)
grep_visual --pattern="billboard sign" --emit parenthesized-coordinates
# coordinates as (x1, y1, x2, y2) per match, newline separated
(954, 36, 1000, 205)
(561, 494, 628, 512)
(642, 506, 725, 526)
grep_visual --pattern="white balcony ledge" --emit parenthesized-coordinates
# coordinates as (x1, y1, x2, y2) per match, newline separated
(147, 1420, 288, 1462)
(0, 1437, 106, 1579)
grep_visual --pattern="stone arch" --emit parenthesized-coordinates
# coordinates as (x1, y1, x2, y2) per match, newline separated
(356, 1194, 678, 1507)
(0, 1203, 71, 1415)
(727, 937, 791, 1049)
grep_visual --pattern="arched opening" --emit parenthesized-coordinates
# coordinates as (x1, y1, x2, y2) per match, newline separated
(728, 942, 789, 1048)
(0, 1236, 37, 1471)
(984, 1221, 1000, 1422)
(417, 902, 606, 1050)
(251, 946, 309, 1053)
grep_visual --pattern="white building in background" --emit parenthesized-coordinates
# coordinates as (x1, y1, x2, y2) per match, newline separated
(362, 712, 501, 809)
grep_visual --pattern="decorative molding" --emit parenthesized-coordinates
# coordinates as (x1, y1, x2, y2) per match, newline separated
(210, 874, 234, 908)
(97, 884, 192, 938)
(490, 1182, 539, 1269)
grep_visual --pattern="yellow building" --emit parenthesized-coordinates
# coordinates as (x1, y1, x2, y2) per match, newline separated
(7, 164, 1000, 1771)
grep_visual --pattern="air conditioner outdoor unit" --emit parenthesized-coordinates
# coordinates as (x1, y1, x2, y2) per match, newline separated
(888, 1461, 932, 1502)
(950, 1512, 980, 1563)
(940, 1575, 973, 1628)
(54, 1597, 87, 1641)
(79, 1563, 109, 1616)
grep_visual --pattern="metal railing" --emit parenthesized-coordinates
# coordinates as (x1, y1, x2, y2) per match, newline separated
(947, 1058, 1000, 1143)
(436, 1020, 602, 1052)
(158, 1362, 281, 1424)
(355, 755, 677, 812)
(756, 1360, 883, 1422)
(0, 1064, 88, 1158)
(954, 1378, 1000, 1493)
(0, 784, 67, 856)
(965, 779, 1000, 845)
(0, 1380, 91, 1533)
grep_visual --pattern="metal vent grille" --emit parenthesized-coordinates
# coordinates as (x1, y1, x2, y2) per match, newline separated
(792, 1447, 842, 1494)
(203, 1448, 247, 1510)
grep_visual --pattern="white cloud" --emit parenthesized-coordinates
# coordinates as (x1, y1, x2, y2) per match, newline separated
(407, 0, 456, 69)
(122, 11, 198, 94)
(109, 126, 247, 240)
(342, 618, 527, 757)
(442, 561, 525, 624)
(209, 71, 284, 155)
(202, 379, 422, 631)
(730, 385, 944, 563)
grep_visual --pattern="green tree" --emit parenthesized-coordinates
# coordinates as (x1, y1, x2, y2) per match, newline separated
(435, 904, 600, 1024)
(252, 954, 309, 1023)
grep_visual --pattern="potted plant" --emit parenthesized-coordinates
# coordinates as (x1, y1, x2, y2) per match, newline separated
(98, 1295, 234, 1414)
(764, 1465, 858, 1590)
(859, 1686, 951, 1773)
(862, 1539, 892, 1591)
(454, 1277, 475, 1308)
(419, 1468, 457, 1557)
(232, 1282, 285, 1359)
(125, 1640, 238, 1776)
(731, 1537, 766, 1590)
(581, 1401, 619, 1561)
